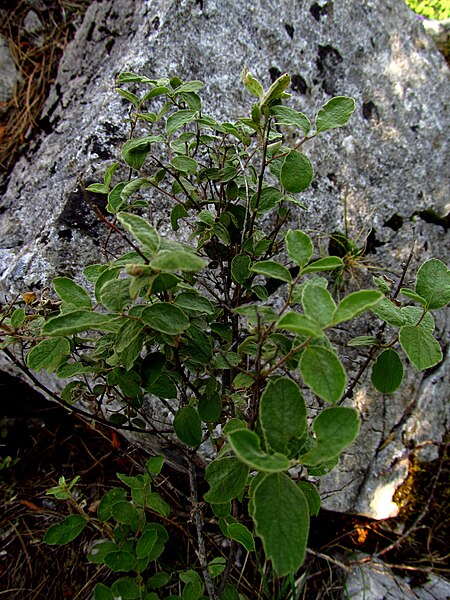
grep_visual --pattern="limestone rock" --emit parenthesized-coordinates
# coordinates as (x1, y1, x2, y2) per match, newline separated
(0, 0, 449, 517)
(0, 35, 21, 106)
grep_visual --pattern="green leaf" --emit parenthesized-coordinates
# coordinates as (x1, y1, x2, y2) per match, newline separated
(111, 577, 142, 599)
(173, 80, 204, 93)
(107, 182, 127, 214)
(166, 110, 197, 135)
(170, 203, 189, 231)
(104, 550, 136, 572)
(332, 290, 383, 325)
(296, 481, 321, 516)
(42, 311, 114, 336)
(299, 407, 360, 466)
(299, 346, 346, 403)
(227, 429, 290, 472)
(87, 540, 118, 564)
(117, 212, 160, 253)
(260, 378, 307, 455)
(276, 312, 324, 338)
(100, 278, 132, 313)
(198, 392, 222, 423)
(302, 256, 343, 273)
(97, 487, 127, 521)
(122, 135, 164, 170)
(270, 105, 311, 135)
(372, 297, 405, 327)
(250, 186, 283, 215)
(94, 583, 114, 600)
(175, 293, 215, 315)
(53, 277, 92, 309)
(180, 326, 213, 365)
(251, 260, 292, 282)
(115, 87, 140, 107)
(111, 501, 139, 525)
(204, 457, 249, 503)
(26, 338, 71, 372)
(231, 254, 251, 284)
(315, 96, 355, 133)
(280, 150, 314, 193)
(147, 571, 171, 589)
(252, 472, 309, 575)
(10, 307, 25, 329)
(371, 349, 404, 393)
(225, 522, 255, 552)
(104, 162, 119, 187)
(44, 515, 87, 545)
(401, 307, 435, 332)
(302, 284, 336, 327)
(146, 456, 164, 476)
(151, 250, 207, 273)
(400, 288, 427, 306)
(142, 302, 188, 334)
(285, 230, 313, 268)
(173, 406, 202, 447)
(94, 266, 121, 303)
(136, 529, 158, 560)
(86, 183, 109, 194)
(260, 72, 291, 108)
(170, 155, 198, 174)
(347, 335, 380, 347)
(399, 325, 443, 370)
(120, 177, 150, 205)
(415, 258, 450, 310)
(241, 67, 264, 100)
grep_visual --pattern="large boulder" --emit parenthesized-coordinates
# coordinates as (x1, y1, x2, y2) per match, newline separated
(0, 0, 449, 518)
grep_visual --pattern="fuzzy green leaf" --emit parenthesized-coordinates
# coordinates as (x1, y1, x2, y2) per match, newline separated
(252, 472, 309, 575)
(166, 110, 197, 135)
(142, 302, 188, 334)
(399, 325, 443, 370)
(299, 346, 346, 403)
(332, 290, 383, 325)
(150, 250, 207, 273)
(173, 406, 202, 447)
(250, 186, 283, 215)
(204, 457, 249, 503)
(225, 522, 256, 552)
(280, 150, 313, 193)
(117, 212, 160, 253)
(299, 407, 360, 466)
(276, 312, 324, 338)
(227, 429, 290, 472)
(315, 96, 355, 133)
(270, 105, 311, 135)
(285, 230, 313, 268)
(251, 260, 292, 282)
(302, 284, 336, 327)
(415, 258, 450, 310)
(241, 68, 264, 100)
(42, 311, 115, 336)
(231, 254, 251, 284)
(53, 277, 92, 309)
(260, 378, 307, 455)
(100, 279, 132, 313)
(27, 338, 71, 372)
(44, 515, 87, 545)
(302, 256, 343, 273)
(121, 135, 164, 170)
(371, 349, 404, 393)
(170, 155, 198, 174)
(296, 481, 321, 516)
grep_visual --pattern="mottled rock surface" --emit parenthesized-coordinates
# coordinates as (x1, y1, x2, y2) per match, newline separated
(0, 0, 449, 517)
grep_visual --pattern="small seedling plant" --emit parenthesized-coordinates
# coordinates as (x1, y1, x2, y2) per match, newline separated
(1, 69, 449, 599)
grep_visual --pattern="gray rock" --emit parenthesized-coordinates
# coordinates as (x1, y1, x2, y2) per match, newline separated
(345, 554, 450, 600)
(0, 0, 449, 517)
(0, 35, 21, 106)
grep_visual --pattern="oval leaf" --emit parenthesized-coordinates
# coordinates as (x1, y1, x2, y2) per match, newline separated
(332, 290, 383, 325)
(315, 96, 355, 133)
(285, 230, 313, 268)
(280, 150, 314, 193)
(251, 260, 291, 282)
(204, 457, 249, 503)
(299, 346, 346, 403)
(227, 429, 290, 472)
(399, 325, 443, 370)
(302, 256, 343, 273)
(173, 406, 202, 447)
(299, 407, 360, 467)
(371, 349, 404, 393)
(252, 472, 309, 575)
(42, 311, 114, 336)
(142, 302, 188, 334)
(27, 338, 71, 372)
(415, 258, 450, 310)
(150, 250, 207, 273)
(44, 515, 87, 545)
(117, 212, 160, 253)
(53, 277, 92, 309)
